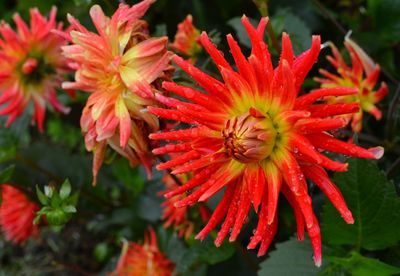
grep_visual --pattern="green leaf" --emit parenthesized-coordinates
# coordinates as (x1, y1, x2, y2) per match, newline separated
(198, 238, 235, 265)
(67, 192, 80, 206)
(0, 165, 15, 183)
(47, 118, 82, 149)
(46, 209, 71, 226)
(368, 0, 400, 43)
(73, 0, 92, 7)
(62, 205, 77, 213)
(258, 238, 325, 276)
(0, 133, 17, 163)
(44, 186, 54, 198)
(274, 8, 311, 54)
(322, 159, 400, 250)
(36, 185, 48, 205)
(326, 252, 400, 276)
(112, 159, 145, 195)
(137, 193, 162, 222)
(59, 179, 71, 200)
(33, 215, 42, 226)
(93, 242, 109, 262)
(175, 236, 235, 273)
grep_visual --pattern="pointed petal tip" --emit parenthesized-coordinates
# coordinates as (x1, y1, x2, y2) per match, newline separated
(257, 251, 265, 257)
(92, 177, 97, 187)
(214, 239, 223, 247)
(195, 233, 205, 241)
(342, 210, 354, 224)
(228, 236, 237, 243)
(369, 146, 384, 160)
(198, 194, 207, 202)
(261, 16, 269, 24)
(314, 256, 322, 267)
(312, 35, 321, 43)
(297, 235, 305, 241)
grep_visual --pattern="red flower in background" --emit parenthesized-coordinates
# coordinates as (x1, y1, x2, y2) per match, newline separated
(0, 7, 71, 132)
(161, 172, 209, 239)
(113, 228, 175, 276)
(171, 15, 202, 59)
(62, 0, 173, 184)
(150, 16, 384, 265)
(0, 184, 40, 243)
(315, 36, 388, 132)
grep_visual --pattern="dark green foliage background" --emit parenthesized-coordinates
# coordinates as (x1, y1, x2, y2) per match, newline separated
(0, 0, 399, 275)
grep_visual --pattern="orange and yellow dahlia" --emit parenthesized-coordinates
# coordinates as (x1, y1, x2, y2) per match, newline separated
(171, 15, 202, 59)
(0, 184, 40, 243)
(0, 7, 71, 131)
(62, 0, 173, 184)
(113, 228, 175, 276)
(149, 16, 384, 265)
(315, 36, 388, 132)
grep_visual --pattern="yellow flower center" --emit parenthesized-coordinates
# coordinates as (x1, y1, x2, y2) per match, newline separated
(222, 108, 278, 163)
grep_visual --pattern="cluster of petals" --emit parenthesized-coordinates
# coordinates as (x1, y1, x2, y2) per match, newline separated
(170, 15, 202, 59)
(161, 172, 209, 239)
(113, 228, 175, 276)
(0, 7, 71, 131)
(0, 184, 40, 243)
(315, 36, 388, 132)
(61, 0, 173, 184)
(149, 16, 384, 265)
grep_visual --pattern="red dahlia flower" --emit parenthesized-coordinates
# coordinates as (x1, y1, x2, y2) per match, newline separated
(171, 15, 202, 59)
(62, 0, 173, 184)
(0, 7, 71, 131)
(0, 184, 40, 243)
(315, 36, 388, 132)
(149, 16, 384, 265)
(161, 172, 210, 239)
(113, 228, 175, 276)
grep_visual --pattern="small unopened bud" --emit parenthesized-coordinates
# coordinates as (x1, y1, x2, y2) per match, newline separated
(223, 108, 278, 163)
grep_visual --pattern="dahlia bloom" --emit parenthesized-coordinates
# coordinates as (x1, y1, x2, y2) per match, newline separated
(315, 36, 388, 132)
(170, 15, 202, 58)
(149, 16, 383, 265)
(0, 184, 40, 243)
(113, 228, 175, 276)
(161, 172, 209, 239)
(0, 7, 71, 132)
(62, 0, 173, 184)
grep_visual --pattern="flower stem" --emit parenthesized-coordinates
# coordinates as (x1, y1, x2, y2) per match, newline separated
(311, 0, 347, 35)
